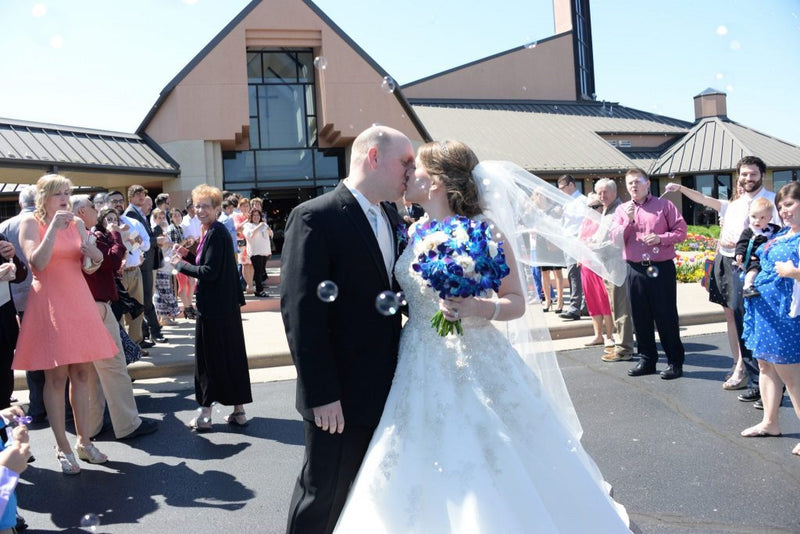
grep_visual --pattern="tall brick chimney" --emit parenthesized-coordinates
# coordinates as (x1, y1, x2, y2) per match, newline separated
(694, 88, 728, 121)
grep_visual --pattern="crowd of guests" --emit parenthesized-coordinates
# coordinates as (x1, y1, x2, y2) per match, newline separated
(0, 176, 260, 528)
(534, 156, 799, 457)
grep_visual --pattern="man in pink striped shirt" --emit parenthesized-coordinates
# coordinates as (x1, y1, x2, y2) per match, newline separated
(613, 168, 688, 380)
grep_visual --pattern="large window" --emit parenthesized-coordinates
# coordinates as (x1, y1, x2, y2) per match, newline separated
(683, 173, 731, 225)
(773, 169, 798, 191)
(223, 49, 344, 193)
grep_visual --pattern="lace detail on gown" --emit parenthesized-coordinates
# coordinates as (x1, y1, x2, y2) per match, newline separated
(334, 244, 630, 533)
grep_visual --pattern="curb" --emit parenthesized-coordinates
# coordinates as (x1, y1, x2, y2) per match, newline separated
(12, 309, 726, 390)
(127, 351, 294, 381)
(547, 310, 726, 340)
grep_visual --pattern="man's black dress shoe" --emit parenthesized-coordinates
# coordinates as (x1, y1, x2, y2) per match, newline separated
(738, 388, 760, 402)
(558, 312, 580, 321)
(118, 418, 159, 440)
(660, 365, 683, 380)
(627, 362, 657, 377)
(151, 334, 168, 344)
(753, 399, 763, 410)
(90, 420, 114, 440)
(140, 339, 155, 349)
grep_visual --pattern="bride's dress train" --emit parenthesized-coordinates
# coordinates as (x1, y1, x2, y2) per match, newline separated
(334, 245, 630, 533)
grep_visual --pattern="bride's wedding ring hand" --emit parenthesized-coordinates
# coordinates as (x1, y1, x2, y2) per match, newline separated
(312, 400, 345, 434)
(440, 296, 481, 320)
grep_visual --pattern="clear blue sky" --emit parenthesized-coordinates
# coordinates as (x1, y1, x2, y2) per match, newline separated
(1, 0, 798, 145)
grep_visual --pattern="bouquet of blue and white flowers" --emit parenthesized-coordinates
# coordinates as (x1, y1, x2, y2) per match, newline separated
(411, 215, 511, 336)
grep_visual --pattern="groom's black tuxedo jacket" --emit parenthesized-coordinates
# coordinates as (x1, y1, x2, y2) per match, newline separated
(280, 182, 405, 427)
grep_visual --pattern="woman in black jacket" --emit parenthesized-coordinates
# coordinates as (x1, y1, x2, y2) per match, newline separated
(172, 185, 252, 431)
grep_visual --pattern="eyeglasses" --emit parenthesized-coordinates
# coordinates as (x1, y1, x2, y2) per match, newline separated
(589, 204, 603, 210)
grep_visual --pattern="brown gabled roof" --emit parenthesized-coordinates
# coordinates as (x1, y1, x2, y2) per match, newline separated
(136, 0, 429, 141)
(650, 117, 800, 175)
(411, 99, 690, 174)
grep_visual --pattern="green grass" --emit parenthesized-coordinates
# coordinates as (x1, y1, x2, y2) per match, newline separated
(687, 225, 720, 239)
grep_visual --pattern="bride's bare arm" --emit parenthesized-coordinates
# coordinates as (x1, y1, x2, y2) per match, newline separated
(439, 224, 525, 322)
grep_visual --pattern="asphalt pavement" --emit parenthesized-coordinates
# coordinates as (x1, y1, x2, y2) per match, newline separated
(12, 330, 800, 534)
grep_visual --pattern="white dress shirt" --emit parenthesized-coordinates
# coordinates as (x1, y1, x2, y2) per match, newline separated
(343, 180, 394, 277)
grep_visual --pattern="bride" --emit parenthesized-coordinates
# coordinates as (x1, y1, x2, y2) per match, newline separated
(333, 140, 631, 533)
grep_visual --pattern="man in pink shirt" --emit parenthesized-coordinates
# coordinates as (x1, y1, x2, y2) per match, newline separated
(613, 168, 688, 379)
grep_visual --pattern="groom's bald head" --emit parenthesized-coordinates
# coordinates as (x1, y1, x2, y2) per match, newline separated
(347, 126, 415, 204)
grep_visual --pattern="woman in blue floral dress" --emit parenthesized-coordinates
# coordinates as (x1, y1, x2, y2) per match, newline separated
(741, 182, 800, 457)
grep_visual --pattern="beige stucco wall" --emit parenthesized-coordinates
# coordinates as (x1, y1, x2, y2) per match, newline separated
(402, 33, 576, 101)
(144, 30, 250, 147)
(553, 0, 574, 34)
(158, 140, 223, 203)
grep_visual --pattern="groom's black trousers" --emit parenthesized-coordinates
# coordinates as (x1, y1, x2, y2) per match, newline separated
(286, 420, 374, 534)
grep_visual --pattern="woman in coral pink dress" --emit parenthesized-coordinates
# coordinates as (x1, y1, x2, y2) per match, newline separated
(579, 194, 615, 351)
(14, 174, 118, 474)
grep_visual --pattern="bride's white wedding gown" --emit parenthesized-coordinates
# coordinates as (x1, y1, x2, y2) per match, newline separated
(334, 244, 631, 533)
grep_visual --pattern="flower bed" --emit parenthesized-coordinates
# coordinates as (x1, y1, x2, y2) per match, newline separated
(675, 233, 717, 253)
(674, 232, 717, 283)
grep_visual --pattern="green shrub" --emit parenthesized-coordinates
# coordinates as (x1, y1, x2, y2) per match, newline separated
(687, 225, 720, 239)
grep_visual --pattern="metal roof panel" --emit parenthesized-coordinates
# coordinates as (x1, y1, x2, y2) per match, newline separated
(0, 118, 179, 175)
(411, 100, 689, 173)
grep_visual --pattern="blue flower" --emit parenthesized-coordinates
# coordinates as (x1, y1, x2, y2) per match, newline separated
(411, 216, 510, 335)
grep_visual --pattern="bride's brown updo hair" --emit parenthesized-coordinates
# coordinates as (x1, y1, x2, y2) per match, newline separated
(417, 140, 482, 217)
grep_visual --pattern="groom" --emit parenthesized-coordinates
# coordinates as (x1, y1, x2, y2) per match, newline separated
(280, 125, 415, 534)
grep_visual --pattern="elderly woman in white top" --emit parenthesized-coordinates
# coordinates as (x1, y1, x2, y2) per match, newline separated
(242, 209, 272, 298)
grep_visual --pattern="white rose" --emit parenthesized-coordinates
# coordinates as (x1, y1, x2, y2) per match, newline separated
(414, 231, 449, 256)
(452, 226, 469, 244)
(488, 241, 498, 258)
(454, 254, 475, 275)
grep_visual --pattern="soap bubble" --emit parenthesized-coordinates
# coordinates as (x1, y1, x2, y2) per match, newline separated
(396, 292, 408, 306)
(80, 513, 100, 532)
(646, 265, 660, 278)
(524, 40, 538, 49)
(317, 281, 338, 302)
(652, 247, 660, 255)
(641, 252, 651, 263)
(196, 407, 211, 426)
(375, 291, 401, 316)
(313, 56, 328, 70)
(381, 76, 396, 94)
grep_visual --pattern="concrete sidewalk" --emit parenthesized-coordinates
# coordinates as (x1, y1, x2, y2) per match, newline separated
(13, 277, 726, 390)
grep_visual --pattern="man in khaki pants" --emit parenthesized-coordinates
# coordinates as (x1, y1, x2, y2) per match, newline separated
(595, 178, 635, 362)
(72, 196, 158, 440)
